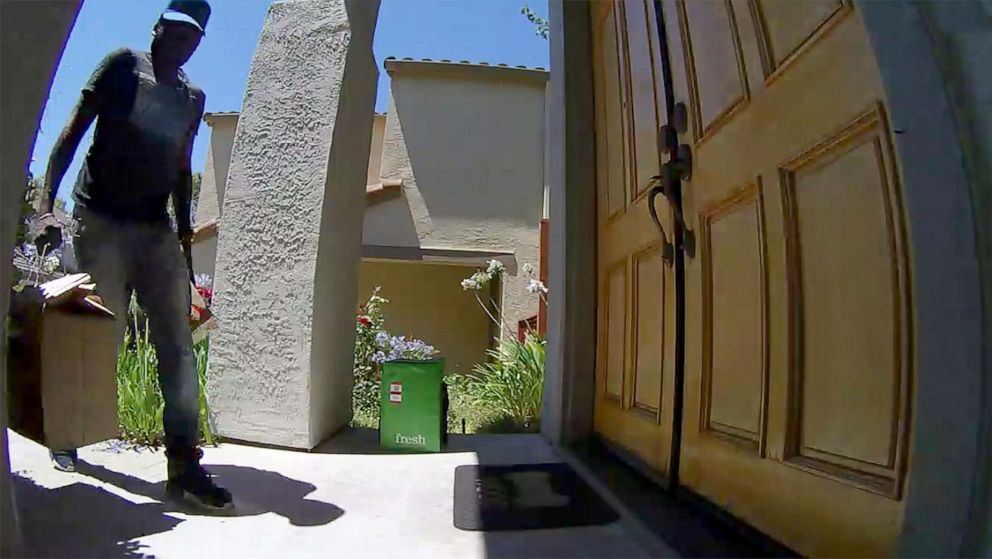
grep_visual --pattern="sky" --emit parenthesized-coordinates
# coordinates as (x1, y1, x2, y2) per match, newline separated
(30, 0, 550, 210)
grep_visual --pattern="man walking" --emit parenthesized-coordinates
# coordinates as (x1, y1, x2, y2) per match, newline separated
(33, 0, 231, 511)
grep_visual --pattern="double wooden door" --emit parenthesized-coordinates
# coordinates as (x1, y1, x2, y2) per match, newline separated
(592, 1, 913, 556)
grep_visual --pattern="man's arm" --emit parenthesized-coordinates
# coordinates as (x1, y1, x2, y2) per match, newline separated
(175, 91, 206, 284)
(174, 163, 194, 243)
(175, 164, 195, 285)
(39, 49, 127, 217)
(39, 100, 97, 216)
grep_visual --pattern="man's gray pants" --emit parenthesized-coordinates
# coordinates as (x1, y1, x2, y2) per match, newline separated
(75, 207, 198, 449)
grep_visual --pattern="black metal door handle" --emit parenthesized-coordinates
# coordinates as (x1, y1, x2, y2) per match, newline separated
(648, 185, 676, 266)
(648, 164, 696, 260)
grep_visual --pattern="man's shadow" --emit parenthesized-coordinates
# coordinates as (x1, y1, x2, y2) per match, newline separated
(13, 472, 178, 558)
(76, 460, 345, 527)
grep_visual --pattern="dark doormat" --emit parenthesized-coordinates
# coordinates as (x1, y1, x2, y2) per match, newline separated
(453, 463, 619, 531)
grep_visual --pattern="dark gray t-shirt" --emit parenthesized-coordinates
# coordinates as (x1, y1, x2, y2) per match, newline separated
(73, 48, 204, 223)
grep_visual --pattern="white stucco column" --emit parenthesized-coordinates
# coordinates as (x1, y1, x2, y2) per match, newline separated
(1, 2, 81, 554)
(208, 0, 379, 449)
(541, 0, 598, 445)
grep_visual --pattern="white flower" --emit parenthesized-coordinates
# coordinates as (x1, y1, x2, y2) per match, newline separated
(461, 270, 493, 291)
(42, 254, 60, 274)
(521, 263, 535, 276)
(486, 259, 506, 276)
(526, 279, 549, 295)
(194, 273, 212, 288)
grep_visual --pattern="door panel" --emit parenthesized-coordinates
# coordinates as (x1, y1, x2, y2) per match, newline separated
(604, 263, 626, 399)
(592, 0, 677, 477)
(662, 0, 913, 555)
(622, 0, 666, 199)
(750, 0, 849, 77)
(700, 185, 768, 449)
(785, 116, 906, 475)
(597, 3, 628, 218)
(633, 247, 665, 415)
(678, 0, 748, 139)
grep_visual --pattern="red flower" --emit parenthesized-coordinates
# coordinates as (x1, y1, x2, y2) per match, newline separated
(196, 286, 213, 306)
(357, 316, 371, 327)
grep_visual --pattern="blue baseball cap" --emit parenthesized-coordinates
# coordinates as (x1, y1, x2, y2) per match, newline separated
(161, 0, 211, 35)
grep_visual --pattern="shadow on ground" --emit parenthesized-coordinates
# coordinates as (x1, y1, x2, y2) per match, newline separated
(76, 461, 345, 527)
(11, 462, 345, 557)
(12, 473, 177, 558)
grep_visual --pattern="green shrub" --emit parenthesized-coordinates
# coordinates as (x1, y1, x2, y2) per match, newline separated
(116, 320, 214, 446)
(352, 288, 389, 424)
(351, 260, 548, 435)
(453, 334, 546, 433)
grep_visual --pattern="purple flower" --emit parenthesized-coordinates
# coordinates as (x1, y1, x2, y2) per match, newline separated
(369, 329, 437, 363)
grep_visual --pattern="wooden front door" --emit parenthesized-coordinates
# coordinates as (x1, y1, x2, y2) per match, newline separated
(592, 0, 915, 555)
(591, 0, 678, 477)
(661, 0, 913, 555)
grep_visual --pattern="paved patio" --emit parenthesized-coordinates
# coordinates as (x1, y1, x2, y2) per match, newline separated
(7, 429, 676, 558)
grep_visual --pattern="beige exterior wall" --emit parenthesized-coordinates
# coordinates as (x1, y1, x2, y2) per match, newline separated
(199, 61, 549, 331)
(191, 234, 218, 285)
(358, 260, 491, 374)
(366, 60, 549, 328)
(192, 113, 239, 285)
(367, 113, 386, 185)
(199, 113, 238, 224)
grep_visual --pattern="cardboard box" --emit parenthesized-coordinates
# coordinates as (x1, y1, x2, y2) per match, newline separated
(190, 282, 217, 345)
(6, 273, 119, 449)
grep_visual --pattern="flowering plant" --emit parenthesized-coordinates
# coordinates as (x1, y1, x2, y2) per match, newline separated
(352, 287, 438, 422)
(371, 332, 437, 364)
(194, 273, 213, 307)
(189, 273, 217, 343)
(456, 260, 548, 431)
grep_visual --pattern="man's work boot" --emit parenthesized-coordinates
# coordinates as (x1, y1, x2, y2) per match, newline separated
(165, 447, 233, 512)
(50, 449, 78, 472)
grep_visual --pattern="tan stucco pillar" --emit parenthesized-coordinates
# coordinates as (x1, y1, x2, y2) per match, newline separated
(0, 2, 81, 554)
(208, 0, 379, 449)
(541, 0, 597, 445)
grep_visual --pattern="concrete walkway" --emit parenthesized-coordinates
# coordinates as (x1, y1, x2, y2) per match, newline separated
(7, 429, 676, 558)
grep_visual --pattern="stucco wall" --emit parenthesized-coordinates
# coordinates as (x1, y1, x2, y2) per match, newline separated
(0, 1, 80, 554)
(366, 61, 549, 327)
(191, 236, 218, 286)
(542, 0, 598, 445)
(367, 113, 386, 185)
(198, 114, 238, 225)
(914, 3, 992, 554)
(208, 0, 379, 449)
(307, 0, 380, 446)
(358, 260, 491, 374)
(191, 114, 237, 285)
(195, 63, 548, 330)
